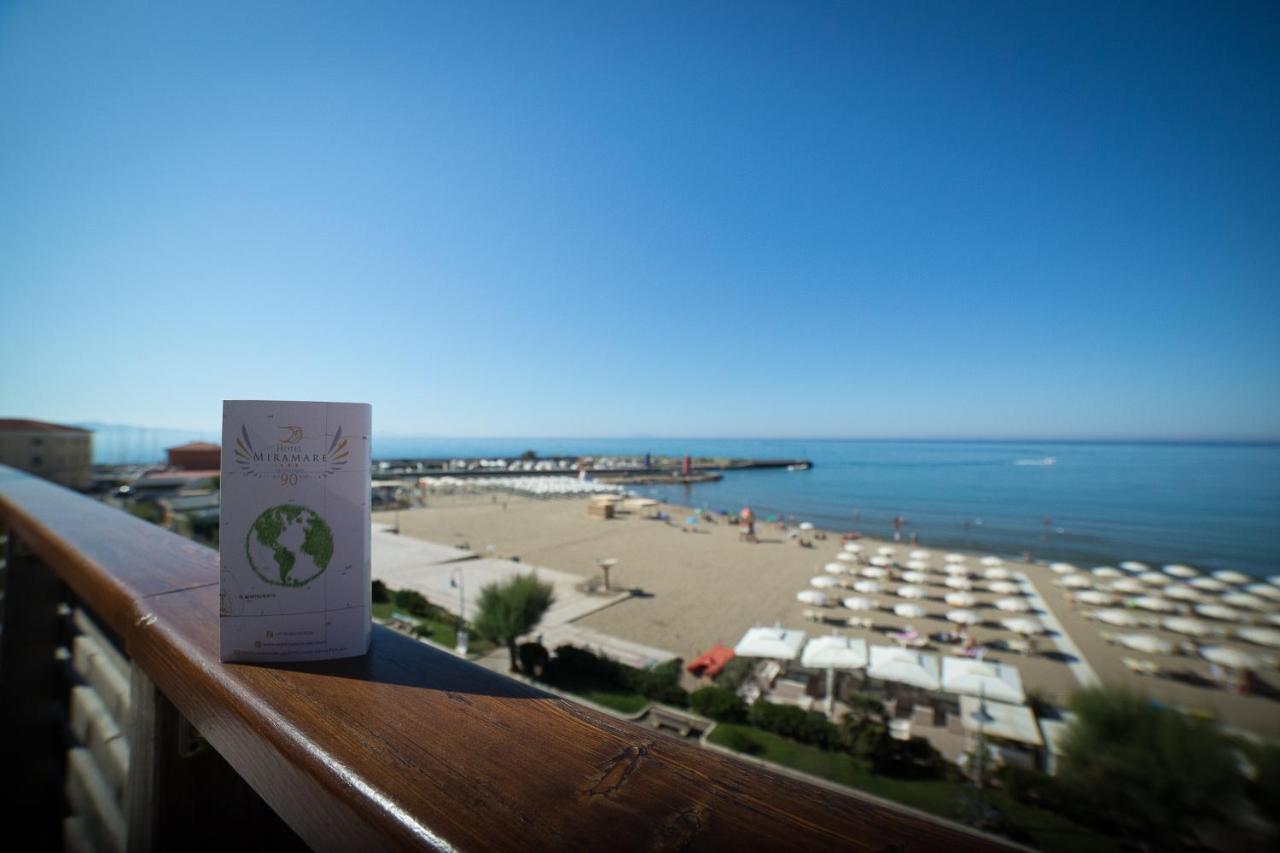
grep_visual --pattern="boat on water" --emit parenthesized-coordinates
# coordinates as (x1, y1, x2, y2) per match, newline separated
(1014, 457, 1056, 466)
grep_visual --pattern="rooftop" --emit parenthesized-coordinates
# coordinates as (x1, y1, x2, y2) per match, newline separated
(0, 418, 90, 433)
(167, 441, 220, 451)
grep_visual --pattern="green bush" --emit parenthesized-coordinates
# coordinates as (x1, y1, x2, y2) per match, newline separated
(995, 763, 1063, 809)
(719, 727, 764, 756)
(870, 735, 947, 780)
(393, 588, 431, 617)
(690, 686, 747, 722)
(518, 642, 550, 678)
(713, 657, 755, 691)
(372, 579, 391, 604)
(841, 719, 887, 757)
(748, 700, 840, 750)
(544, 646, 689, 707)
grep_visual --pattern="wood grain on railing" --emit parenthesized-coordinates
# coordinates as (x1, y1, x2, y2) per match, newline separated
(1, 467, 1012, 852)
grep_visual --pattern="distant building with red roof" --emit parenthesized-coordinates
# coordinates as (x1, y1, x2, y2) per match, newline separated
(0, 418, 93, 488)
(166, 441, 221, 471)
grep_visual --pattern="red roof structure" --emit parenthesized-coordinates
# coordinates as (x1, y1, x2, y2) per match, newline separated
(167, 441, 220, 451)
(0, 418, 90, 433)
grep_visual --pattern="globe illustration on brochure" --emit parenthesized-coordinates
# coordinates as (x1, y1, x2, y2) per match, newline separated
(245, 503, 335, 587)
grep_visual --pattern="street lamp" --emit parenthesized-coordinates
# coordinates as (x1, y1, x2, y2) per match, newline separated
(970, 683, 995, 792)
(450, 565, 468, 655)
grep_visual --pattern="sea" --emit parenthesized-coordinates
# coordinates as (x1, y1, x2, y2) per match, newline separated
(91, 428, 1279, 578)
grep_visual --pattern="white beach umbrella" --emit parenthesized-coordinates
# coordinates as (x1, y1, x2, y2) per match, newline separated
(836, 551, 858, 563)
(1191, 577, 1226, 592)
(734, 626, 807, 660)
(799, 522, 816, 531)
(877, 546, 896, 557)
(945, 591, 978, 608)
(995, 597, 1030, 613)
(1076, 590, 1116, 606)
(1119, 561, 1150, 573)
(1130, 596, 1176, 613)
(906, 560, 931, 571)
(811, 575, 840, 589)
(1163, 616, 1211, 636)
(980, 556, 1004, 567)
(843, 542, 863, 553)
(1109, 579, 1145, 595)
(1269, 575, 1280, 587)
(1094, 609, 1139, 627)
(909, 550, 930, 560)
(1212, 570, 1250, 585)
(947, 610, 979, 626)
(984, 567, 1012, 581)
(867, 646, 940, 690)
(944, 553, 967, 564)
(941, 657, 1025, 704)
(988, 580, 1021, 596)
(1092, 567, 1122, 579)
(944, 577, 974, 591)
(944, 564, 971, 577)
(801, 634, 869, 670)
(1116, 634, 1172, 655)
(843, 596, 878, 611)
(1049, 562, 1078, 575)
(861, 566, 889, 579)
(1201, 645, 1260, 670)
(1061, 574, 1093, 588)
(1163, 564, 1198, 578)
(893, 603, 925, 619)
(1237, 627, 1280, 649)
(869, 555, 893, 568)
(1001, 617, 1043, 635)
(797, 590, 831, 607)
(902, 571, 930, 584)
(1269, 614, 1280, 627)
(1164, 585, 1203, 602)
(823, 562, 847, 575)
(853, 580, 883, 595)
(1221, 593, 1267, 611)
(1139, 572, 1169, 586)
(897, 585, 927, 600)
(1196, 603, 1243, 622)
(1245, 583, 1280, 601)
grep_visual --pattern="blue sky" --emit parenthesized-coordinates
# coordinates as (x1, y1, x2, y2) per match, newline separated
(2, 2, 1278, 439)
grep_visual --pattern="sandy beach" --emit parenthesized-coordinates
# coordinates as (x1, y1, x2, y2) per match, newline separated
(376, 493, 1280, 737)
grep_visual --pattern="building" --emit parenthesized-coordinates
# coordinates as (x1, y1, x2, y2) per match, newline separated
(0, 418, 93, 488)
(166, 441, 221, 470)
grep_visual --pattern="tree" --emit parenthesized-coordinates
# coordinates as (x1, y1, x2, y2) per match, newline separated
(371, 579, 390, 604)
(1056, 686, 1242, 847)
(473, 573, 555, 671)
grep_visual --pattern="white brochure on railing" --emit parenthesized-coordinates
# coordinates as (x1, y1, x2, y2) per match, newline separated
(220, 400, 372, 663)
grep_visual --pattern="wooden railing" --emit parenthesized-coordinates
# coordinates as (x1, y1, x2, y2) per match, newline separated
(0, 466, 1011, 851)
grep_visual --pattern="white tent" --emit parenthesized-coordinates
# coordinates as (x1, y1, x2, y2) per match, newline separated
(959, 697, 1042, 746)
(1163, 564, 1198, 578)
(1162, 616, 1211, 637)
(1115, 634, 1172, 655)
(734, 626, 807, 660)
(1201, 645, 1259, 670)
(1237, 627, 1280, 649)
(893, 603, 925, 619)
(942, 657, 1025, 704)
(801, 634, 869, 670)
(868, 646, 940, 690)
(797, 590, 831, 607)
(1094, 609, 1139, 627)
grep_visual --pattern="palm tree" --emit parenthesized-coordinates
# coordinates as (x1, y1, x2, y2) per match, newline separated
(473, 573, 555, 672)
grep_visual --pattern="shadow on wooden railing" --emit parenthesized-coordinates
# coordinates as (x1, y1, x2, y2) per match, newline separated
(0, 466, 1011, 851)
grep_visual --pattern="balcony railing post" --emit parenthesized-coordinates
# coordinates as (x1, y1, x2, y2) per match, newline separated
(0, 532, 67, 848)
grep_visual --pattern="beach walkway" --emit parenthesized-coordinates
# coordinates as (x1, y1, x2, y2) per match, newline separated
(1015, 570, 1100, 688)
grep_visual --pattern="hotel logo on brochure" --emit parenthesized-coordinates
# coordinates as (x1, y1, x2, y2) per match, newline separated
(232, 421, 351, 480)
